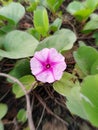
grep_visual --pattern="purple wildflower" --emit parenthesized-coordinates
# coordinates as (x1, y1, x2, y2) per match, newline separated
(30, 48, 67, 83)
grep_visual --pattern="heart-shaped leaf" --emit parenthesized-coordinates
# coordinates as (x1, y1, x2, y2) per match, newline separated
(36, 29, 76, 52)
(0, 30, 39, 59)
(0, 2, 25, 24)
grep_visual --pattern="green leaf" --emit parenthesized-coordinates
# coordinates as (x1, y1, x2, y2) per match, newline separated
(0, 121, 4, 130)
(93, 31, 98, 45)
(67, 1, 93, 21)
(17, 109, 27, 123)
(0, 103, 8, 119)
(0, 30, 39, 59)
(8, 59, 31, 82)
(0, 24, 15, 33)
(74, 46, 98, 75)
(34, 6, 49, 36)
(27, 27, 40, 40)
(0, 2, 25, 25)
(46, 0, 64, 13)
(12, 75, 36, 98)
(83, 14, 98, 32)
(90, 59, 98, 74)
(86, 0, 98, 10)
(81, 75, 98, 127)
(66, 86, 89, 120)
(67, 1, 85, 15)
(53, 72, 78, 96)
(74, 9, 92, 21)
(49, 18, 62, 32)
(27, 0, 39, 12)
(36, 29, 76, 52)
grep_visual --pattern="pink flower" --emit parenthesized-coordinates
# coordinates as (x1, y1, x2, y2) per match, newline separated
(30, 48, 67, 83)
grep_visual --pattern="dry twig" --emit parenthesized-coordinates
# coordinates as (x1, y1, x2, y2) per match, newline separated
(0, 73, 36, 130)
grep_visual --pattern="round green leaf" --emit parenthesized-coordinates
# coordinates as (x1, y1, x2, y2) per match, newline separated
(0, 103, 8, 119)
(17, 109, 27, 123)
(12, 75, 36, 98)
(36, 29, 76, 52)
(0, 2, 25, 24)
(81, 75, 98, 127)
(0, 30, 39, 59)
(74, 46, 98, 75)
(53, 72, 78, 96)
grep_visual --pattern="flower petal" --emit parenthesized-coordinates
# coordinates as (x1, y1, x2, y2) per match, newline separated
(52, 62, 67, 80)
(49, 48, 65, 63)
(30, 57, 43, 75)
(34, 48, 49, 62)
(36, 70, 55, 83)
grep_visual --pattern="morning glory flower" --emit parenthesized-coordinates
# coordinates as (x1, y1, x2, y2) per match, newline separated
(30, 48, 67, 83)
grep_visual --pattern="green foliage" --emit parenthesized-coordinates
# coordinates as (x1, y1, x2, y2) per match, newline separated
(81, 75, 98, 127)
(74, 46, 98, 75)
(36, 29, 77, 52)
(27, 27, 41, 40)
(66, 86, 89, 120)
(66, 74, 98, 127)
(53, 72, 79, 96)
(12, 75, 36, 98)
(45, 0, 64, 13)
(33, 6, 49, 37)
(17, 109, 27, 123)
(8, 59, 31, 82)
(27, 0, 40, 12)
(0, 103, 8, 119)
(90, 60, 98, 74)
(93, 31, 98, 45)
(0, 30, 39, 59)
(49, 18, 62, 32)
(67, 0, 98, 21)
(0, 2, 25, 25)
(0, 0, 13, 6)
(83, 14, 98, 32)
